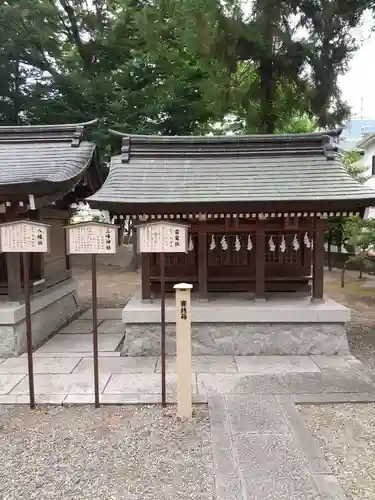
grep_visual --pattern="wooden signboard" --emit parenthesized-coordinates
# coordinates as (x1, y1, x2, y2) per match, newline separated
(137, 221, 189, 407)
(138, 221, 188, 254)
(65, 221, 117, 254)
(65, 221, 119, 408)
(0, 220, 50, 253)
(0, 219, 51, 410)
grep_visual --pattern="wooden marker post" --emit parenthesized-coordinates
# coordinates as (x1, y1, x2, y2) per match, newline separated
(137, 221, 189, 407)
(0, 219, 51, 409)
(174, 283, 193, 419)
(65, 221, 118, 408)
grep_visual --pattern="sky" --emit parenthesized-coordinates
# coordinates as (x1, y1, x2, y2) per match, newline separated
(339, 12, 375, 119)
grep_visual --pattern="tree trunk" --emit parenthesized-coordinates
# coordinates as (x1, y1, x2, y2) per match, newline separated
(327, 231, 332, 271)
(127, 227, 140, 271)
(341, 259, 349, 288)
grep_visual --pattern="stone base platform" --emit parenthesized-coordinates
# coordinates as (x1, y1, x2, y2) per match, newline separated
(122, 296, 350, 356)
(0, 279, 79, 357)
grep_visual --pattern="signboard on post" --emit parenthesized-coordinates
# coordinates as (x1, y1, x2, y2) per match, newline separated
(137, 221, 189, 407)
(65, 221, 119, 408)
(0, 220, 50, 253)
(138, 221, 188, 254)
(0, 219, 51, 409)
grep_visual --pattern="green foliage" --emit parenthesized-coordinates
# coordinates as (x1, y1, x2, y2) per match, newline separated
(0, 0, 369, 143)
(343, 151, 370, 184)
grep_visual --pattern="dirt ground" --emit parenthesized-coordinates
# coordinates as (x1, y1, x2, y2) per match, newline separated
(325, 267, 375, 368)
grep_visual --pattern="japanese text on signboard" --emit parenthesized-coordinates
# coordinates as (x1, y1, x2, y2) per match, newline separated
(138, 223, 188, 253)
(0, 222, 49, 253)
(67, 225, 117, 254)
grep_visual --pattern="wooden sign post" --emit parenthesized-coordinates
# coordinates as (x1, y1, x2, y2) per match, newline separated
(174, 283, 193, 419)
(0, 219, 51, 409)
(65, 221, 118, 408)
(138, 221, 188, 407)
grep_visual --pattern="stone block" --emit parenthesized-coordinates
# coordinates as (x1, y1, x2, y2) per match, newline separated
(72, 356, 157, 374)
(226, 394, 290, 434)
(155, 355, 237, 373)
(235, 355, 320, 374)
(36, 333, 124, 353)
(0, 280, 79, 357)
(122, 322, 350, 356)
(0, 357, 79, 374)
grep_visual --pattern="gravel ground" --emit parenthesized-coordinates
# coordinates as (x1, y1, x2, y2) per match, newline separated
(325, 268, 375, 369)
(0, 405, 214, 500)
(300, 403, 375, 500)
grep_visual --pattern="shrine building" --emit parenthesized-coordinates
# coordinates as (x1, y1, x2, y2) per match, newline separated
(0, 120, 101, 356)
(88, 129, 375, 356)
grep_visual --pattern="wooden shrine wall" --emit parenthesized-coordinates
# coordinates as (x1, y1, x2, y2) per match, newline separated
(149, 218, 313, 293)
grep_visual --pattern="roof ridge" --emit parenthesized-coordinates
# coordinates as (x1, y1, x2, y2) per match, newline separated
(109, 128, 342, 143)
(0, 118, 99, 135)
(0, 119, 99, 147)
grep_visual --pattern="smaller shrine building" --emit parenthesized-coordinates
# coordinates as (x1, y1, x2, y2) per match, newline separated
(88, 129, 375, 356)
(0, 120, 101, 356)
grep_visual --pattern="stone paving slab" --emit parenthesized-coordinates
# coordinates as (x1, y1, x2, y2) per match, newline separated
(0, 374, 26, 394)
(36, 333, 124, 353)
(283, 371, 375, 394)
(97, 320, 125, 334)
(72, 356, 157, 374)
(235, 355, 320, 374)
(10, 374, 111, 395)
(104, 373, 197, 395)
(64, 393, 207, 404)
(155, 355, 237, 373)
(0, 357, 80, 374)
(59, 319, 101, 334)
(240, 468, 321, 500)
(21, 351, 122, 358)
(208, 392, 348, 500)
(311, 355, 360, 371)
(198, 373, 290, 395)
(226, 394, 290, 434)
(79, 308, 123, 320)
(0, 394, 65, 404)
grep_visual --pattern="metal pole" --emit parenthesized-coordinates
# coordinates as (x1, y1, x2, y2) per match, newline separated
(160, 252, 166, 407)
(92, 254, 100, 408)
(23, 252, 35, 409)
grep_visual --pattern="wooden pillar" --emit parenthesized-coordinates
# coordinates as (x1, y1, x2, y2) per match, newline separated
(141, 253, 152, 301)
(255, 220, 265, 300)
(198, 228, 208, 301)
(6, 253, 22, 301)
(312, 217, 324, 302)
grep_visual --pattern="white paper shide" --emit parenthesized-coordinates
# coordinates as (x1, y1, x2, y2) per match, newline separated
(0, 221, 50, 253)
(139, 222, 188, 253)
(66, 223, 117, 254)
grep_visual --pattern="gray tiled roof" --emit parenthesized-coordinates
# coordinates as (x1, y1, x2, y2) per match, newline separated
(0, 120, 98, 192)
(88, 131, 375, 209)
